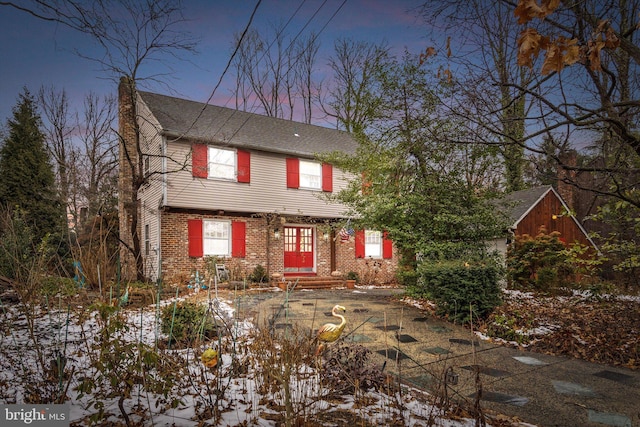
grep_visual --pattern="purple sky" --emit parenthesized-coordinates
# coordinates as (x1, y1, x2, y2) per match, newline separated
(0, 0, 431, 128)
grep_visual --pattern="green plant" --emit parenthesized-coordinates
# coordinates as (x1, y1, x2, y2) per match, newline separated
(76, 302, 183, 424)
(346, 271, 359, 282)
(39, 276, 78, 298)
(161, 301, 216, 345)
(507, 226, 599, 293)
(410, 259, 503, 324)
(249, 264, 268, 283)
(485, 313, 532, 345)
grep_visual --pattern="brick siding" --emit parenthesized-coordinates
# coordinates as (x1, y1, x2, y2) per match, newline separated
(159, 211, 397, 286)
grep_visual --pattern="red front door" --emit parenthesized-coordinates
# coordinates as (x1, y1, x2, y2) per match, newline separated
(283, 226, 315, 274)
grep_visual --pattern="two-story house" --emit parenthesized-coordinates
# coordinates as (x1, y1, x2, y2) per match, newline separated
(117, 79, 397, 286)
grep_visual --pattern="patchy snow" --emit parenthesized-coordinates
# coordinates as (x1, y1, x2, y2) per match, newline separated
(0, 293, 499, 426)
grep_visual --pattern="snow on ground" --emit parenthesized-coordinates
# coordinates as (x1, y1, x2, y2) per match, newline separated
(0, 292, 490, 426)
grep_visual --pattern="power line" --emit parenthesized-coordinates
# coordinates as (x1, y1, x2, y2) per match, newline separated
(210, 0, 349, 144)
(168, 0, 263, 143)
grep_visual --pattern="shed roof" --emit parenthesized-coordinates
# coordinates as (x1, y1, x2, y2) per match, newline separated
(138, 91, 358, 157)
(495, 185, 600, 252)
(498, 185, 553, 228)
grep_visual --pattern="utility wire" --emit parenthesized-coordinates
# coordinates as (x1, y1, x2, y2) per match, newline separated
(168, 0, 263, 143)
(209, 0, 348, 145)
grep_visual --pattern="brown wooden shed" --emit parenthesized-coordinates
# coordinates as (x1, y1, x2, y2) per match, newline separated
(490, 185, 599, 256)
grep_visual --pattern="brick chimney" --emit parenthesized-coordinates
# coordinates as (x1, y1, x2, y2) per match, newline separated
(557, 149, 577, 210)
(118, 76, 139, 280)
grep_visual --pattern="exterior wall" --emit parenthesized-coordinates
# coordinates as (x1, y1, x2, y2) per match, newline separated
(516, 191, 593, 248)
(159, 210, 398, 286)
(334, 236, 397, 284)
(137, 94, 166, 281)
(164, 140, 351, 218)
(160, 211, 268, 285)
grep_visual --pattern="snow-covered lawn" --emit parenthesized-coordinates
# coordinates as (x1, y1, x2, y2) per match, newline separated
(0, 291, 493, 426)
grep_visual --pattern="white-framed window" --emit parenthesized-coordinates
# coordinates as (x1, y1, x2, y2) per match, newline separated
(144, 155, 150, 178)
(203, 220, 231, 256)
(208, 147, 235, 180)
(299, 160, 322, 189)
(365, 230, 382, 258)
(144, 224, 150, 256)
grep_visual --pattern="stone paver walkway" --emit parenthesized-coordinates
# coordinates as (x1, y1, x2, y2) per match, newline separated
(236, 287, 639, 427)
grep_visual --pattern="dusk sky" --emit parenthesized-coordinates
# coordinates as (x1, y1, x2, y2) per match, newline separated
(0, 0, 431, 128)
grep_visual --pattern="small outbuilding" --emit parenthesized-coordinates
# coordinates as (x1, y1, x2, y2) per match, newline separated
(489, 185, 599, 257)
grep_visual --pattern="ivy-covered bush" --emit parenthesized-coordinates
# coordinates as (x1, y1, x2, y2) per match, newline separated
(409, 259, 502, 324)
(161, 301, 216, 344)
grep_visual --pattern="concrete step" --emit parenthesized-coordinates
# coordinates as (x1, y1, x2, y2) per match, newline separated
(276, 277, 355, 291)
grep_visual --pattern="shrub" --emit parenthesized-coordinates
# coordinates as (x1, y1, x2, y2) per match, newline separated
(409, 259, 502, 324)
(506, 227, 599, 293)
(40, 276, 78, 298)
(249, 264, 268, 283)
(161, 301, 216, 344)
(321, 343, 386, 395)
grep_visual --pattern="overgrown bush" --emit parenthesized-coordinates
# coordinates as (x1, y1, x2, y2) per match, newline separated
(161, 301, 216, 344)
(320, 343, 386, 395)
(409, 259, 502, 324)
(506, 227, 600, 293)
(40, 276, 78, 298)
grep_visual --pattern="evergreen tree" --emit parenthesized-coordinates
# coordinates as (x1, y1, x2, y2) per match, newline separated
(0, 88, 66, 245)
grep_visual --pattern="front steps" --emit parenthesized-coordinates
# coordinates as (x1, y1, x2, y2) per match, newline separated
(275, 276, 355, 291)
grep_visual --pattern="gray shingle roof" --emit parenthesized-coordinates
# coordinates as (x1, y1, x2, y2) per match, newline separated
(138, 91, 358, 157)
(495, 185, 553, 227)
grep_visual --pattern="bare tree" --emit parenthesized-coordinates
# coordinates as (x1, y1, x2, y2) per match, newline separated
(293, 33, 320, 124)
(418, 0, 534, 192)
(232, 24, 320, 121)
(1, 0, 198, 280)
(503, 0, 640, 208)
(77, 92, 118, 218)
(324, 39, 390, 134)
(37, 86, 78, 223)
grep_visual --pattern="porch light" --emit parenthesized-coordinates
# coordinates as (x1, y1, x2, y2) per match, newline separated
(323, 231, 329, 241)
(274, 228, 281, 240)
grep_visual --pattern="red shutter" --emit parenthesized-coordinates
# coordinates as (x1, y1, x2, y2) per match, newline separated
(383, 231, 393, 259)
(355, 229, 365, 258)
(192, 144, 208, 178)
(237, 150, 250, 183)
(188, 219, 203, 257)
(322, 163, 333, 192)
(231, 221, 246, 258)
(286, 158, 299, 188)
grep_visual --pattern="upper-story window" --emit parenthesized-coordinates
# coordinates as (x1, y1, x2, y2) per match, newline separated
(286, 158, 333, 192)
(209, 147, 235, 180)
(299, 160, 322, 190)
(192, 143, 250, 183)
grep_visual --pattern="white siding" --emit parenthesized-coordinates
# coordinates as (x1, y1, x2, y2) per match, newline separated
(164, 140, 352, 217)
(137, 98, 165, 280)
